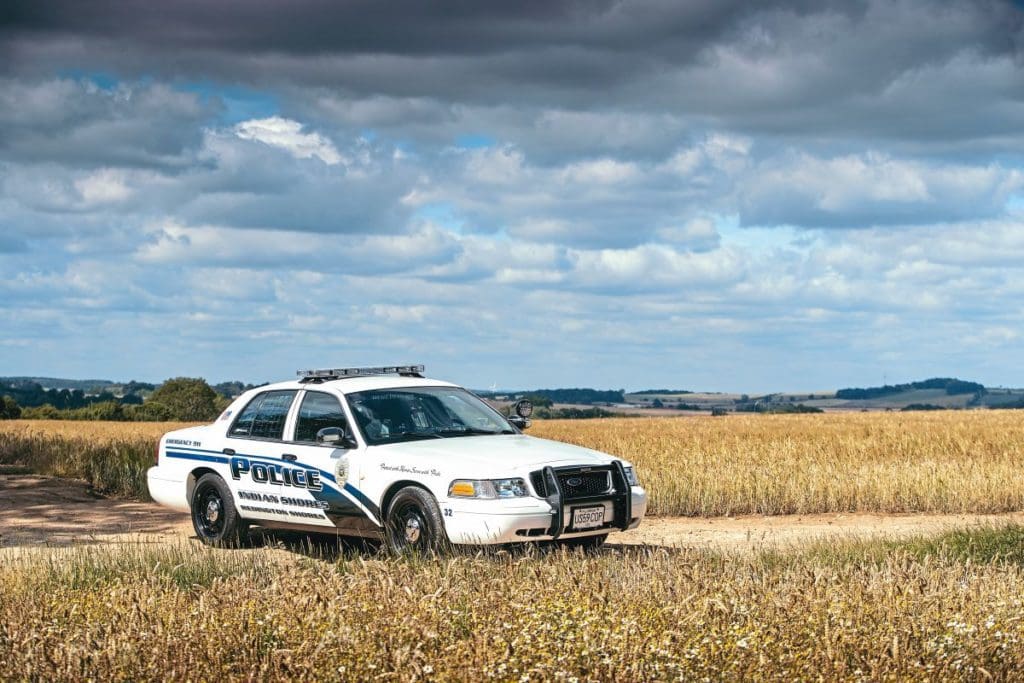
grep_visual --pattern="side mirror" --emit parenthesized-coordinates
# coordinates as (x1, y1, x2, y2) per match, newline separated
(508, 416, 531, 430)
(316, 426, 357, 449)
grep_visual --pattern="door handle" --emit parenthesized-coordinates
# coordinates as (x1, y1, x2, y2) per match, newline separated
(223, 448, 236, 456)
(281, 453, 297, 462)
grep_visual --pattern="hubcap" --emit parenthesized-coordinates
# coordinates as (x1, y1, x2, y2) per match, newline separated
(404, 516, 421, 543)
(205, 498, 221, 523)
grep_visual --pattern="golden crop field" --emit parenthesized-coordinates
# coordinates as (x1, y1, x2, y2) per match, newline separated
(533, 411, 1024, 515)
(3, 530, 1024, 681)
(4, 410, 1024, 515)
(0, 419, 194, 498)
(4, 413, 1024, 680)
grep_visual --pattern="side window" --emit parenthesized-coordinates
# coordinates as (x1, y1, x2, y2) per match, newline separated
(294, 392, 348, 443)
(250, 391, 297, 440)
(230, 390, 296, 440)
(230, 394, 265, 436)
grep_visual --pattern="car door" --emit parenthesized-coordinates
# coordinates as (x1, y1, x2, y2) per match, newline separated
(283, 390, 380, 534)
(223, 389, 307, 526)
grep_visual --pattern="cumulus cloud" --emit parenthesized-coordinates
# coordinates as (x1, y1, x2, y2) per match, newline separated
(1, 0, 1024, 389)
(74, 168, 132, 204)
(740, 152, 1023, 228)
(0, 79, 211, 168)
(234, 116, 342, 165)
(135, 221, 460, 274)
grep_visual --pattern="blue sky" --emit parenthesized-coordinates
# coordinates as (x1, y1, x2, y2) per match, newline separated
(1, 1, 1023, 392)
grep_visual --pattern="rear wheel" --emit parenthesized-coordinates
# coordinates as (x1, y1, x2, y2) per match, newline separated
(557, 534, 607, 553)
(384, 486, 448, 554)
(191, 473, 248, 547)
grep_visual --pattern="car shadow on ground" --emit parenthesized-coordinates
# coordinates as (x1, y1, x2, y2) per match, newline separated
(246, 528, 383, 560)
(244, 528, 687, 562)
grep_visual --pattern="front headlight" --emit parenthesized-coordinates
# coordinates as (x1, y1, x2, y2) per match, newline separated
(449, 478, 529, 498)
(623, 466, 639, 487)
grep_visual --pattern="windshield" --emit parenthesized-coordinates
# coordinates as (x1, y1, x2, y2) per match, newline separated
(345, 386, 516, 445)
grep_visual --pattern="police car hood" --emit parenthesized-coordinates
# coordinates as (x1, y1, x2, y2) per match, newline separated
(374, 434, 621, 474)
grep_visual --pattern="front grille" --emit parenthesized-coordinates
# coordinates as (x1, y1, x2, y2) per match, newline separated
(531, 468, 612, 499)
(530, 471, 547, 497)
(559, 471, 611, 498)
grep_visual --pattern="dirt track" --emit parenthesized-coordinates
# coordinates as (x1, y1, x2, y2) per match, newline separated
(4, 474, 1024, 553)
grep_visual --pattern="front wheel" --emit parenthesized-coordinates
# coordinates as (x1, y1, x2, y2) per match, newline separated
(191, 473, 248, 547)
(384, 486, 448, 554)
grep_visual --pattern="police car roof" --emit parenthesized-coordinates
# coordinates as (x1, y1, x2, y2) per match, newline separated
(256, 374, 459, 395)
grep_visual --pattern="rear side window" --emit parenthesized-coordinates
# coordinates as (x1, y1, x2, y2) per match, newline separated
(230, 395, 264, 436)
(294, 392, 348, 443)
(230, 390, 297, 440)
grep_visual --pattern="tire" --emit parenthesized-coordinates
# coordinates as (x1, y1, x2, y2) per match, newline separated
(384, 486, 448, 554)
(557, 534, 608, 553)
(190, 473, 249, 547)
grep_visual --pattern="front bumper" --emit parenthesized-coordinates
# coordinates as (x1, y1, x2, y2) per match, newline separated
(443, 486, 647, 545)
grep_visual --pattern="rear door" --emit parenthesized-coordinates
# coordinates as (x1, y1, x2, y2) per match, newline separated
(223, 389, 314, 526)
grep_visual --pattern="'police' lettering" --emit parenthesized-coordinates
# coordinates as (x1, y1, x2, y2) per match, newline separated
(228, 456, 323, 491)
(251, 464, 269, 482)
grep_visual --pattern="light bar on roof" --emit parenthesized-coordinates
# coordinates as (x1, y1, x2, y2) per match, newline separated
(297, 365, 425, 380)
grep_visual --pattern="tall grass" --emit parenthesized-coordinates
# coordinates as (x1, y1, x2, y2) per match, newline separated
(2, 532, 1024, 681)
(533, 411, 1024, 516)
(5, 411, 1024, 515)
(0, 421, 187, 499)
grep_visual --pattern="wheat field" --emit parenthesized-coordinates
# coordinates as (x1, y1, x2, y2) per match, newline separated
(5, 413, 1024, 679)
(3, 411, 1024, 515)
(2, 531, 1024, 681)
(533, 411, 1024, 515)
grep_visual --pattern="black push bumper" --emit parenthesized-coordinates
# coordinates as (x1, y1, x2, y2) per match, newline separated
(540, 460, 633, 539)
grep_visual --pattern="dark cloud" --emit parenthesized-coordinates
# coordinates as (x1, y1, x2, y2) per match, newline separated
(3, 0, 1020, 151)
(0, 79, 213, 169)
(0, 1, 744, 58)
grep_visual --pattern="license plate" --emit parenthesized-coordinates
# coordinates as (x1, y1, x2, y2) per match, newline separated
(571, 506, 605, 529)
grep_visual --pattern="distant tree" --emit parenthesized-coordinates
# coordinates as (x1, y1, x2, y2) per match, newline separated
(0, 396, 21, 419)
(534, 406, 619, 419)
(837, 378, 986, 400)
(120, 380, 157, 399)
(82, 400, 128, 421)
(20, 404, 59, 419)
(736, 402, 823, 414)
(901, 403, 946, 412)
(138, 378, 221, 422)
(212, 381, 264, 399)
(651, 398, 664, 408)
(521, 393, 554, 408)
(526, 388, 625, 405)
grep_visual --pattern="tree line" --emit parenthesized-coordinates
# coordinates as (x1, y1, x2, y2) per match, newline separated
(480, 388, 626, 405)
(0, 378, 234, 422)
(835, 377, 986, 400)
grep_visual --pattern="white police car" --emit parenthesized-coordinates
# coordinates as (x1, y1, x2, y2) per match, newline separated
(147, 365, 647, 552)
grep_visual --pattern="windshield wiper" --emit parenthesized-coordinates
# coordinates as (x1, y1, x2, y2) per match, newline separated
(435, 426, 516, 437)
(377, 431, 443, 443)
